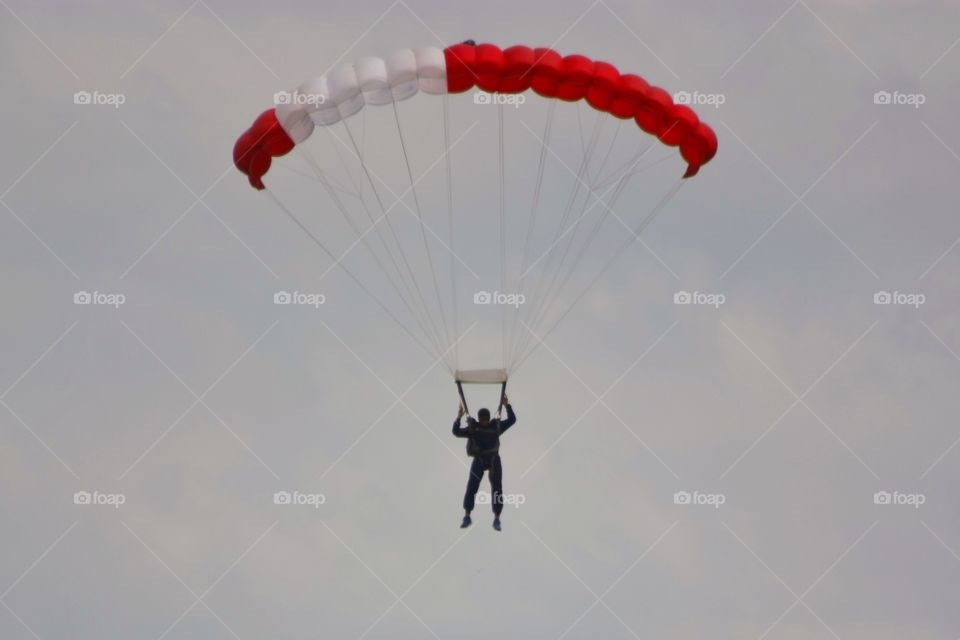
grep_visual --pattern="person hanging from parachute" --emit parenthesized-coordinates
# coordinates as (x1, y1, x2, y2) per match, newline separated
(232, 41, 718, 531)
(452, 391, 516, 531)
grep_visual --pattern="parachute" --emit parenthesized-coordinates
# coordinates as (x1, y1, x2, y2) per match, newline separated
(233, 41, 717, 413)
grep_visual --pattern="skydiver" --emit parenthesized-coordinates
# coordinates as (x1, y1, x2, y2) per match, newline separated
(452, 394, 517, 531)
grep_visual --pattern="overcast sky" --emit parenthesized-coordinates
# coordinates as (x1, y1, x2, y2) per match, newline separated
(2, 1, 960, 638)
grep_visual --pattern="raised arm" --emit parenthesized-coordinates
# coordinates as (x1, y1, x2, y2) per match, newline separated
(452, 405, 470, 437)
(499, 401, 517, 432)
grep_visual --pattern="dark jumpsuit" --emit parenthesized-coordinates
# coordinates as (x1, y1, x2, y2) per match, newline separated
(452, 404, 517, 515)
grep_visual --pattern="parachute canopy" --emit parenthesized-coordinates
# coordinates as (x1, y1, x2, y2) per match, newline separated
(234, 42, 717, 191)
(232, 41, 718, 383)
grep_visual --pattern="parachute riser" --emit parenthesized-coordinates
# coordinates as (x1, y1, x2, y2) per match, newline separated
(455, 375, 508, 420)
(456, 380, 470, 417)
